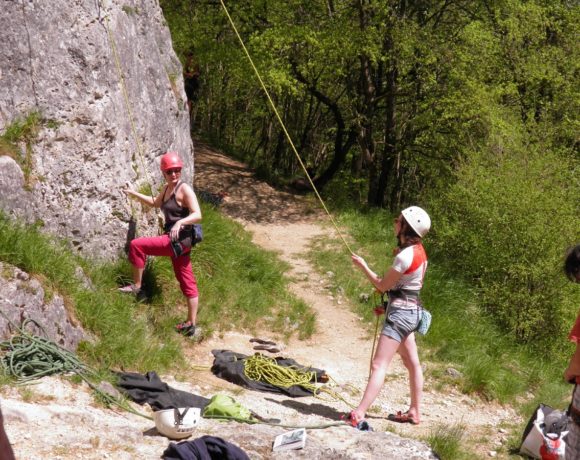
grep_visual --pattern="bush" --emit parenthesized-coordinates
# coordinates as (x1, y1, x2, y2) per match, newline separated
(429, 143, 578, 350)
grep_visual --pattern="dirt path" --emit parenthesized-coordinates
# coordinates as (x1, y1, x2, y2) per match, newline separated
(1, 143, 521, 459)
(189, 143, 521, 455)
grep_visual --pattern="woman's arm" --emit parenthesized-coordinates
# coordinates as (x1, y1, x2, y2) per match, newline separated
(565, 343, 580, 383)
(352, 254, 403, 293)
(169, 184, 202, 241)
(123, 185, 163, 208)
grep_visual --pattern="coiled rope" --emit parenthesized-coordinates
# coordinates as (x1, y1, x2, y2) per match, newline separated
(0, 314, 151, 420)
(0, 319, 90, 383)
(243, 354, 356, 408)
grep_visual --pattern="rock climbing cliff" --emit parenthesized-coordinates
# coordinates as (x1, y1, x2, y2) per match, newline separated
(0, 0, 192, 259)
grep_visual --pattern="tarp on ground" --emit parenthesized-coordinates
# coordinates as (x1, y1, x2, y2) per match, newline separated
(210, 349, 326, 397)
(115, 371, 211, 411)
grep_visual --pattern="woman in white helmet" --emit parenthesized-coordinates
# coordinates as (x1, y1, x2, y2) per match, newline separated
(348, 206, 431, 427)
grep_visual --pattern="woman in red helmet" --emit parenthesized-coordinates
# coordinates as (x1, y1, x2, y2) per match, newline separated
(120, 151, 202, 337)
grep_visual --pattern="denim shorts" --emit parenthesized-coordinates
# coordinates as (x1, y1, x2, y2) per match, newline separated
(382, 307, 420, 342)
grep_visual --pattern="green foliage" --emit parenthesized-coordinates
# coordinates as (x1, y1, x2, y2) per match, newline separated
(0, 204, 315, 373)
(429, 141, 579, 348)
(0, 111, 57, 189)
(427, 423, 469, 460)
(137, 183, 153, 197)
(160, 0, 578, 213)
(121, 5, 139, 16)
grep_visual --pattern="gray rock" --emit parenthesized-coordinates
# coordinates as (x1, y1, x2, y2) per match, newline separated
(445, 367, 463, 378)
(0, 262, 87, 351)
(359, 293, 370, 303)
(0, 0, 193, 260)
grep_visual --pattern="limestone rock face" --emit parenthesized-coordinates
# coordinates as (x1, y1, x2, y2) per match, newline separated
(0, 262, 87, 352)
(0, 0, 192, 259)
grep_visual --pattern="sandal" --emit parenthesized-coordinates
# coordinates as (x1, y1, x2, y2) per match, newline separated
(341, 411, 361, 428)
(175, 321, 196, 337)
(387, 410, 420, 425)
(252, 345, 281, 354)
(118, 284, 139, 294)
(249, 338, 277, 346)
(341, 411, 373, 431)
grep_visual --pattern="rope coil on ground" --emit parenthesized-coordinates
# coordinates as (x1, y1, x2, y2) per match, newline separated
(243, 354, 356, 408)
(0, 313, 151, 420)
(244, 354, 318, 392)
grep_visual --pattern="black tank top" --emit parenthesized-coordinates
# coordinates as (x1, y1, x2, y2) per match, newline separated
(161, 182, 189, 232)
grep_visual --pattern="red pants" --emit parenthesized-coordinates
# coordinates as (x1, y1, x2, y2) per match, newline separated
(128, 234, 198, 298)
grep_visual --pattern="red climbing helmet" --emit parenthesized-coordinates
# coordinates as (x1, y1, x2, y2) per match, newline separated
(160, 152, 183, 171)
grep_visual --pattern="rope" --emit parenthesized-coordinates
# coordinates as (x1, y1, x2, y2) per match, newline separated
(0, 313, 151, 420)
(243, 354, 355, 408)
(368, 292, 386, 378)
(369, 315, 380, 379)
(244, 354, 318, 392)
(98, 0, 155, 227)
(218, 0, 353, 255)
(202, 413, 345, 430)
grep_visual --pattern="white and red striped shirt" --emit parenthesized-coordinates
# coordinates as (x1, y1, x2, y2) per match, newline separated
(390, 244, 428, 308)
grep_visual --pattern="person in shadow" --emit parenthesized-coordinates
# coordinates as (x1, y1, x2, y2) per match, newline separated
(0, 405, 15, 460)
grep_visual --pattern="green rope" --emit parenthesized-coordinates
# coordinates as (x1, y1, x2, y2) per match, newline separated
(203, 413, 345, 430)
(0, 316, 151, 420)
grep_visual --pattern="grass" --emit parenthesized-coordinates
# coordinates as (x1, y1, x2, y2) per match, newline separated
(427, 423, 469, 460)
(307, 207, 572, 435)
(0, 202, 314, 378)
(0, 111, 57, 190)
(117, 203, 316, 340)
(0, 213, 180, 373)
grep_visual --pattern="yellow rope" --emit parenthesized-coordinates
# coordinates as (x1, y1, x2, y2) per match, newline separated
(99, 1, 155, 208)
(243, 354, 355, 407)
(218, 0, 353, 255)
(244, 354, 316, 390)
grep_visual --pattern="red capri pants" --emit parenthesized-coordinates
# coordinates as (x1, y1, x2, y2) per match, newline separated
(128, 234, 198, 298)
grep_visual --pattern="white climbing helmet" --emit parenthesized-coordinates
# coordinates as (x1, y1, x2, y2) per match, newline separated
(154, 407, 200, 439)
(401, 206, 431, 238)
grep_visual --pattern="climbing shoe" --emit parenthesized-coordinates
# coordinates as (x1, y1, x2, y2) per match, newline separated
(175, 321, 196, 337)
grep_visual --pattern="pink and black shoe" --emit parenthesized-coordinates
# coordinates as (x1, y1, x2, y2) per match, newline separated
(175, 321, 196, 337)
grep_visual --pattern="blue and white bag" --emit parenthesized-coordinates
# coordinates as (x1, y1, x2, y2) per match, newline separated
(417, 309, 432, 336)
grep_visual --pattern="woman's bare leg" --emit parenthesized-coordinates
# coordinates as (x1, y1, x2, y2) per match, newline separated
(397, 332, 423, 423)
(351, 335, 400, 421)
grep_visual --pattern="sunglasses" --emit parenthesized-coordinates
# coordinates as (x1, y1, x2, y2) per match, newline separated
(165, 168, 182, 175)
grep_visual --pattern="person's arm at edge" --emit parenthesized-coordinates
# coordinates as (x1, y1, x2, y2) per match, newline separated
(352, 254, 403, 293)
(123, 186, 164, 208)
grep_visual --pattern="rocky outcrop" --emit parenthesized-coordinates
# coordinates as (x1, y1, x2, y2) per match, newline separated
(0, 262, 87, 351)
(0, 0, 192, 259)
